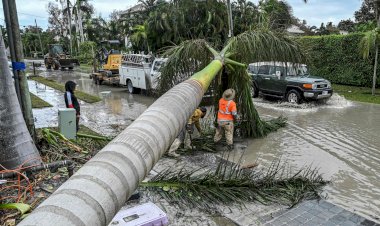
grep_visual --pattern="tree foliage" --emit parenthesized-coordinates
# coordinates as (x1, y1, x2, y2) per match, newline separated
(298, 33, 380, 87)
(355, 0, 377, 24)
(158, 30, 305, 137)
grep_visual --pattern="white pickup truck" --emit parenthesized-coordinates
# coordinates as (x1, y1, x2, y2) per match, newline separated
(119, 54, 167, 94)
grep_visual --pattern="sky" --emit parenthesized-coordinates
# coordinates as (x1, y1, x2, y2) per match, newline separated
(0, 0, 363, 30)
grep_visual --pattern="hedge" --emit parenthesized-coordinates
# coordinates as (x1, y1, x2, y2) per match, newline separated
(297, 33, 379, 87)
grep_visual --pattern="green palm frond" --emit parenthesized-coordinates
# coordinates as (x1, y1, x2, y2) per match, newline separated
(360, 29, 379, 59)
(158, 39, 215, 93)
(226, 30, 306, 64)
(158, 30, 305, 137)
(140, 158, 328, 211)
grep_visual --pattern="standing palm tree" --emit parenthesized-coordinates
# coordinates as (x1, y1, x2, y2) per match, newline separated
(0, 31, 41, 169)
(130, 23, 150, 52)
(360, 0, 380, 95)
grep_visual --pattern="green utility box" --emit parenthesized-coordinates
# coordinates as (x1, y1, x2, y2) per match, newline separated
(58, 108, 76, 139)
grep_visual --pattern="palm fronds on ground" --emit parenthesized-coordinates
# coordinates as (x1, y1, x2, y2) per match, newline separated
(158, 29, 305, 137)
(140, 157, 328, 211)
(38, 127, 109, 164)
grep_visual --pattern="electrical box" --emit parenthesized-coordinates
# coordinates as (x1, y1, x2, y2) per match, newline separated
(108, 202, 169, 226)
(58, 108, 76, 139)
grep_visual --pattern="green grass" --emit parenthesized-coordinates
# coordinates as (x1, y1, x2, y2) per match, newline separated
(30, 92, 52, 108)
(79, 64, 93, 73)
(333, 84, 380, 104)
(30, 76, 101, 103)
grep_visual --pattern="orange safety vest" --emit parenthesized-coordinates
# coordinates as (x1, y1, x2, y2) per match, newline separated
(217, 98, 237, 121)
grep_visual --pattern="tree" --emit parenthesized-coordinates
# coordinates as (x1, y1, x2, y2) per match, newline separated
(355, 0, 376, 23)
(47, 2, 67, 38)
(130, 24, 150, 52)
(0, 31, 41, 169)
(258, 0, 294, 31)
(359, 0, 380, 95)
(337, 19, 355, 32)
(159, 29, 305, 137)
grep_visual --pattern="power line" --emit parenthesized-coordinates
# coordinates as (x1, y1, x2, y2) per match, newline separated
(0, 7, 48, 19)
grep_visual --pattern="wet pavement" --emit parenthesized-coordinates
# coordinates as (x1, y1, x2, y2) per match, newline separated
(29, 70, 154, 136)
(28, 69, 380, 224)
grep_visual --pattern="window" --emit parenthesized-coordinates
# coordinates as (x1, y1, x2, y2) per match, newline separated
(248, 65, 259, 74)
(258, 65, 269, 75)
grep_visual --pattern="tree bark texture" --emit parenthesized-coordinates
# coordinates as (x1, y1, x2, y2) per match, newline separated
(2, 0, 36, 139)
(0, 31, 41, 169)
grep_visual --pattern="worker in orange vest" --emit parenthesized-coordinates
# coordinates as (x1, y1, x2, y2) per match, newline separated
(214, 89, 237, 149)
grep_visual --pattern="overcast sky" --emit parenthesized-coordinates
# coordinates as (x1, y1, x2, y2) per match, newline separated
(0, 0, 362, 29)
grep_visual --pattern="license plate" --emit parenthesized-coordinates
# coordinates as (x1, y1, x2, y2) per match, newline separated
(322, 91, 328, 95)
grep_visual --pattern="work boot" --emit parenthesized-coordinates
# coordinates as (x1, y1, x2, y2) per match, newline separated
(167, 139, 181, 157)
(167, 151, 180, 158)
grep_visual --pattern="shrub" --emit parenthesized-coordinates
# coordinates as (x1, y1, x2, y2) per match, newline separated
(78, 41, 96, 65)
(298, 33, 379, 87)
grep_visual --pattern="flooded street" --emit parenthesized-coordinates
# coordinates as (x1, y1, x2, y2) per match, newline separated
(30, 70, 155, 135)
(30, 70, 380, 222)
(246, 96, 380, 222)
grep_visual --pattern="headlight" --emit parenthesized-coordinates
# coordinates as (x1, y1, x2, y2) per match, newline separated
(303, 83, 317, 89)
(326, 81, 331, 88)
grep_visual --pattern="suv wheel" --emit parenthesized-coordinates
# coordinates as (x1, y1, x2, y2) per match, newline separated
(251, 84, 259, 98)
(286, 89, 302, 104)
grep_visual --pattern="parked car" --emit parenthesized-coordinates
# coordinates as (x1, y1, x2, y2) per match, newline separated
(248, 62, 333, 104)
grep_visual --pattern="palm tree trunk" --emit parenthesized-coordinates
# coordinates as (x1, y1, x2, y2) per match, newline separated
(373, 44, 378, 95)
(0, 31, 42, 169)
(19, 60, 223, 226)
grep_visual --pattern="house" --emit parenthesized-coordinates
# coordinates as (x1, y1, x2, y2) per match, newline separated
(286, 25, 305, 36)
(119, 4, 145, 17)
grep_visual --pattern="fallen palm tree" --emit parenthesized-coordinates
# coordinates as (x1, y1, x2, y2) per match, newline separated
(19, 30, 305, 226)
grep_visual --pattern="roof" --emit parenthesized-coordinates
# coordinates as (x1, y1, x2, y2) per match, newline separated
(286, 25, 305, 34)
(119, 4, 145, 16)
(248, 62, 307, 67)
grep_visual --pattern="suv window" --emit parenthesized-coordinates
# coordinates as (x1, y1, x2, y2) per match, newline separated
(248, 65, 259, 74)
(258, 65, 269, 75)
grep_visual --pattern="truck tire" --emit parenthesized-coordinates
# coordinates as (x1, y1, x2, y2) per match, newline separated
(95, 76, 102, 85)
(127, 80, 137, 94)
(251, 84, 259, 98)
(286, 89, 302, 104)
(53, 60, 60, 70)
(44, 59, 51, 70)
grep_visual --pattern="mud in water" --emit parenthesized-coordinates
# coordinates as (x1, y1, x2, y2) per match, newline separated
(237, 96, 380, 222)
(31, 69, 380, 222)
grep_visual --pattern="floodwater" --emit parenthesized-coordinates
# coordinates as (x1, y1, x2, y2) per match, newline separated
(241, 95, 380, 222)
(30, 69, 380, 222)
(29, 70, 155, 136)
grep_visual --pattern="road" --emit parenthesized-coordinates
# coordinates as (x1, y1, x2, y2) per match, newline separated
(30, 69, 380, 223)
